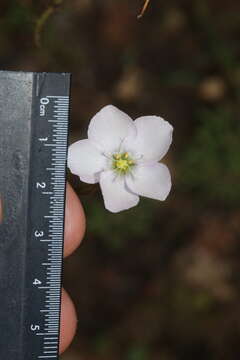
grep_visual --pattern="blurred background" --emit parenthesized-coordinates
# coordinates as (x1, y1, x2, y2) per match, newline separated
(1, 0, 240, 359)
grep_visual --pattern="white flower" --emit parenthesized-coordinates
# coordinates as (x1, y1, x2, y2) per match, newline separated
(67, 105, 173, 213)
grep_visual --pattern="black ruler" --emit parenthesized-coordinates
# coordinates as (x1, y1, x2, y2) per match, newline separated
(0, 71, 71, 359)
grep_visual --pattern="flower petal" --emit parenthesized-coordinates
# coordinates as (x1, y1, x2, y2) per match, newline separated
(67, 139, 106, 183)
(88, 105, 137, 153)
(126, 163, 171, 201)
(79, 174, 100, 184)
(124, 116, 173, 162)
(99, 170, 139, 213)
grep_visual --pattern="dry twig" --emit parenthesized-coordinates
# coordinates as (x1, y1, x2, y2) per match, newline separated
(138, 0, 151, 19)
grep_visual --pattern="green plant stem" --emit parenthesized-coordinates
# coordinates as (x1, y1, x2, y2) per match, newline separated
(35, 0, 63, 47)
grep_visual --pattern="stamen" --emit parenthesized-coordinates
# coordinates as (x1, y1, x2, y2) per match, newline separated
(128, 170, 135, 181)
(112, 151, 136, 175)
(113, 172, 120, 182)
(117, 138, 125, 153)
(135, 154, 144, 161)
(102, 152, 112, 160)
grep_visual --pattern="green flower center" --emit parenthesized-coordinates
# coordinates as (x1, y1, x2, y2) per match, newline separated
(112, 152, 135, 174)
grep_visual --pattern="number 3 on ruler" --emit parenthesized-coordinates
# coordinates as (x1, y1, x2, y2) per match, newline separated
(34, 230, 44, 237)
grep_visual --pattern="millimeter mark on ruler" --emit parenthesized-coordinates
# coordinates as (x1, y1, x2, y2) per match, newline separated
(0, 71, 71, 360)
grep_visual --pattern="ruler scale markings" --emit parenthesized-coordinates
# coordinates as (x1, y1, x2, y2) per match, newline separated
(48, 235, 63, 237)
(45, 326, 59, 329)
(54, 102, 69, 105)
(53, 110, 68, 113)
(45, 324, 59, 327)
(50, 202, 63, 207)
(53, 123, 68, 126)
(47, 95, 68, 98)
(51, 177, 66, 180)
(52, 124, 68, 126)
(45, 318, 58, 326)
(52, 131, 68, 134)
(38, 356, 57, 358)
(54, 105, 69, 107)
(52, 127, 68, 129)
(45, 317, 58, 324)
(52, 151, 67, 154)
(52, 128, 68, 132)
(52, 128, 68, 130)
(46, 297, 60, 300)
(47, 287, 60, 295)
(46, 278, 61, 287)
(48, 252, 62, 255)
(54, 104, 69, 106)
(39, 287, 59, 289)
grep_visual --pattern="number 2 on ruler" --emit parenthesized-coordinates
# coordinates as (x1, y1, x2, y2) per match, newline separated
(36, 182, 46, 189)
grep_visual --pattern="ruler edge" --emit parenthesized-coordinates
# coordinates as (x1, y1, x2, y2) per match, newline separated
(27, 72, 71, 359)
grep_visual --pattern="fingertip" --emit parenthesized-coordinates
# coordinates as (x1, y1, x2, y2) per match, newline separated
(64, 182, 86, 257)
(59, 288, 78, 354)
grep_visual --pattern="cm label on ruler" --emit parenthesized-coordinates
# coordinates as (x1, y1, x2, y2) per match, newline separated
(0, 71, 71, 360)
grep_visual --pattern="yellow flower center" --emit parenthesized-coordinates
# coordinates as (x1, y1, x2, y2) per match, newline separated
(112, 152, 135, 174)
